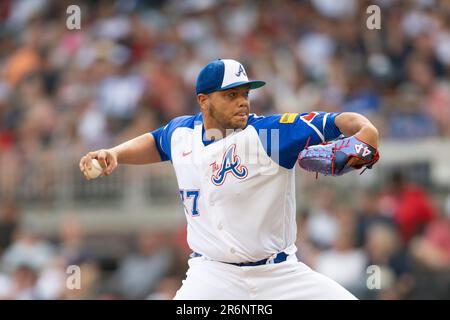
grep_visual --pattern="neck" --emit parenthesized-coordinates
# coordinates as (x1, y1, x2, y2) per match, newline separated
(203, 115, 226, 141)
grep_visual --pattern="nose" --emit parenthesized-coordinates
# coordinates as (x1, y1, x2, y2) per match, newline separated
(238, 93, 249, 108)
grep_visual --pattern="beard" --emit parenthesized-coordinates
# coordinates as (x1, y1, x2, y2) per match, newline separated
(209, 102, 244, 130)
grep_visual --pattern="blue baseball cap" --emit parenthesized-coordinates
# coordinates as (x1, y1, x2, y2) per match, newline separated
(196, 59, 266, 95)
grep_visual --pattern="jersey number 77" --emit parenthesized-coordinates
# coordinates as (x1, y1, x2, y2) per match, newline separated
(180, 189, 200, 217)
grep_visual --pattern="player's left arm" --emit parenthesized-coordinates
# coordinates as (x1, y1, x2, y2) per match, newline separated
(334, 112, 379, 148)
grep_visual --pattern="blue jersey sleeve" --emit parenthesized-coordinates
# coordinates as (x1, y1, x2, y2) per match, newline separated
(248, 112, 342, 169)
(150, 125, 170, 161)
(150, 113, 201, 162)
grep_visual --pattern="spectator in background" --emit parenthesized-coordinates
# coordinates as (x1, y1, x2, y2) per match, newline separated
(314, 230, 368, 297)
(97, 54, 145, 131)
(34, 257, 66, 300)
(0, 220, 59, 300)
(305, 186, 339, 250)
(0, 264, 40, 300)
(112, 230, 174, 299)
(364, 223, 413, 299)
(408, 195, 450, 299)
(1, 225, 56, 274)
(411, 196, 450, 271)
(3, 25, 42, 88)
(387, 83, 438, 139)
(0, 199, 20, 254)
(381, 171, 436, 244)
(405, 55, 450, 137)
(57, 214, 92, 267)
(355, 189, 396, 248)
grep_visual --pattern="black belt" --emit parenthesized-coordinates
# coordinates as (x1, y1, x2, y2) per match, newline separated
(191, 251, 289, 267)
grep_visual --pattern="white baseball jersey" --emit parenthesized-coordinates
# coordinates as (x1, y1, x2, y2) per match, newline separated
(151, 111, 342, 264)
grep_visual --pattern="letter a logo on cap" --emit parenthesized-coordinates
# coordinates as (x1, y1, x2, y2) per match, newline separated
(235, 64, 247, 77)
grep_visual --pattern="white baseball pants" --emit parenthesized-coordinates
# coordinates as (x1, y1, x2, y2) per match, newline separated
(174, 254, 357, 300)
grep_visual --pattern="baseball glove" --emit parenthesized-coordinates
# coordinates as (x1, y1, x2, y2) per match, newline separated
(298, 136, 380, 176)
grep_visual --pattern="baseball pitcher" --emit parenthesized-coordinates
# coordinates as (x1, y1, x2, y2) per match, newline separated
(79, 59, 380, 299)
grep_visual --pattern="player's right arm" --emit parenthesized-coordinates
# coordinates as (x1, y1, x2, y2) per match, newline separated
(79, 133, 161, 178)
(79, 114, 198, 179)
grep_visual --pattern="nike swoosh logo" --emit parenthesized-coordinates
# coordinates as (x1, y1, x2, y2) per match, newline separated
(182, 150, 192, 157)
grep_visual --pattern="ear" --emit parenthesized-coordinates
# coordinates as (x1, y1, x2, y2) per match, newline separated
(197, 94, 209, 112)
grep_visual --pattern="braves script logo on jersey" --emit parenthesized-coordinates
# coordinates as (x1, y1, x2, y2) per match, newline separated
(211, 144, 248, 186)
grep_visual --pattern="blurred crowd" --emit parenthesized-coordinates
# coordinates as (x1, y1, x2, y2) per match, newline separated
(1, 0, 450, 299)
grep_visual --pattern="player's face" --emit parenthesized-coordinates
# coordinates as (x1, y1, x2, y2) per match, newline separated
(207, 85, 251, 130)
